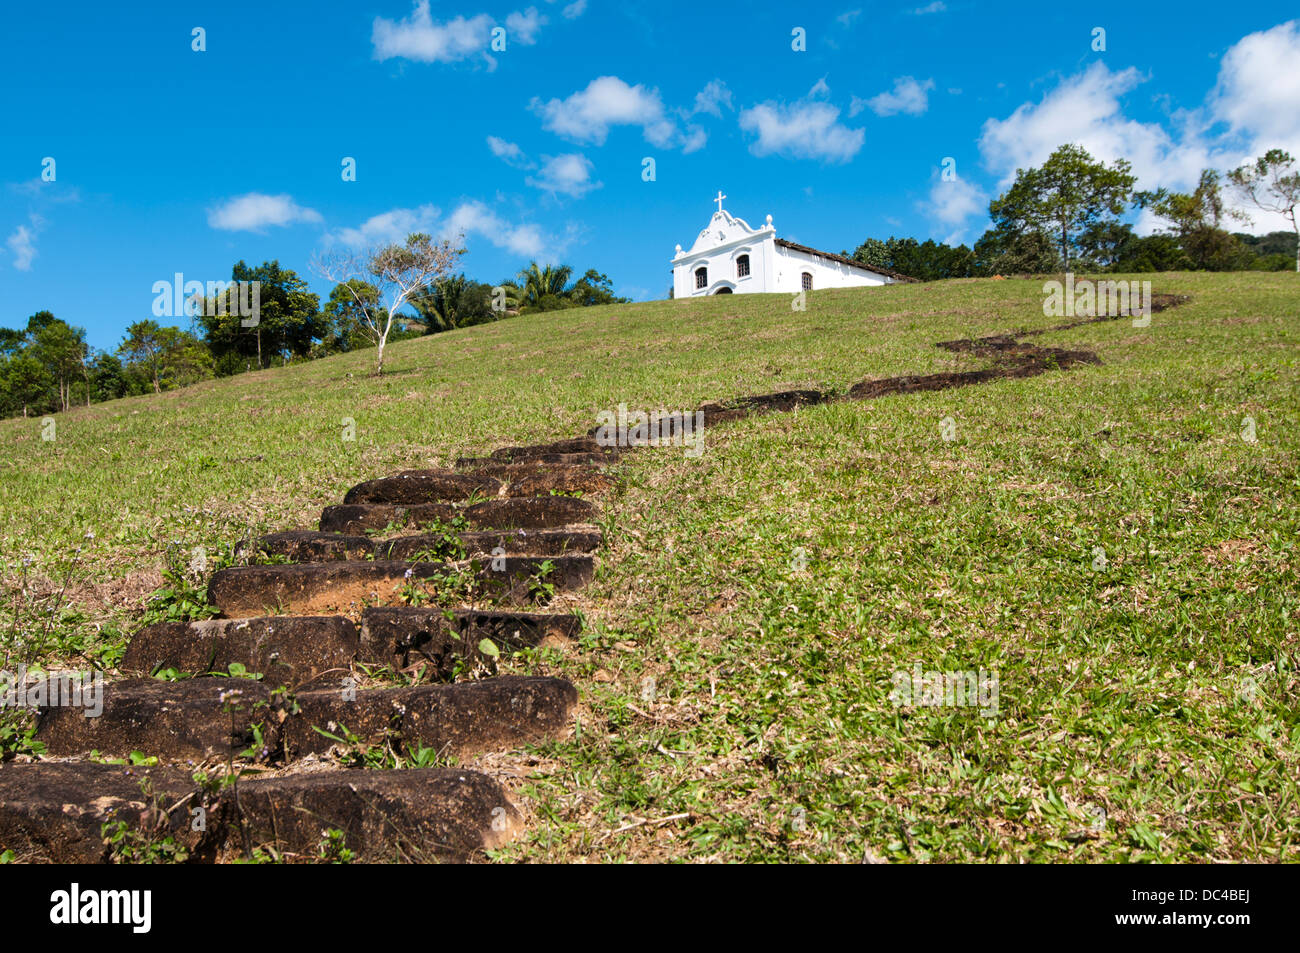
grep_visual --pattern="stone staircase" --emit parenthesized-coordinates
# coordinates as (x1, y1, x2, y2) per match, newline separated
(1, 299, 1186, 863)
(0, 440, 614, 864)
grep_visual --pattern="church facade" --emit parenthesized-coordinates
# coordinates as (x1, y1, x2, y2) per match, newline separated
(671, 196, 910, 298)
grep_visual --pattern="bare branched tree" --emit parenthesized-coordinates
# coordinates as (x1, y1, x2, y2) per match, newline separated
(1229, 149, 1300, 273)
(315, 232, 465, 374)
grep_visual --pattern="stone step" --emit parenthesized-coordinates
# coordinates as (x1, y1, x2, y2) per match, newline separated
(284, 675, 578, 760)
(319, 502, 453, 535)
(343, 470, 502, 505)
(214, 767, 520, 862)
(237, 531, 375, 562)
(207, 555, 594, 618)
(35, 674, 577, 764)
(0, 761, 518, 863)
(474, 463, 613, 496)
(121, 615, 358, 686)
(360, 606, 581, 675)
(320, 496, 599, 535)
(119, 608, 581, 688)
(35, 677, 274, 762)
(344, 467, 608, 505)
(242, 525, 601, 564)
(0, 762, 198, 863)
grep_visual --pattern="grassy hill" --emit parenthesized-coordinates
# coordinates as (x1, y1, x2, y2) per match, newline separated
(3, 271, 1297, 862)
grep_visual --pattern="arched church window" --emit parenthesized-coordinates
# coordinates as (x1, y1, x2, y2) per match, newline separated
(801, 272, 813, 291)
(695, 267, 708, 289)
(736, 255, 750, 278)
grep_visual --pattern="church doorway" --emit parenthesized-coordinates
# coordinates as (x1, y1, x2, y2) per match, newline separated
(713, 287, 733, 294)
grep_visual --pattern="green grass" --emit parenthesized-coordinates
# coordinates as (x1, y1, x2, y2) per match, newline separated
(3, 271, 1298, 862)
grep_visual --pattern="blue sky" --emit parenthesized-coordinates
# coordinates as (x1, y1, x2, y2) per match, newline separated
(3, 1, 1298, 349)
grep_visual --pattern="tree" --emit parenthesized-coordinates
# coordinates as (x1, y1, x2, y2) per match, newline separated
(0, 352, 52, 418)
(972, 226, 1058, 275)
(85, 352, 139, 402)
(30, 317, 87, 412)
(25, 310, 59, 334)
(197, 261, 323, 369)
(409, 274, 497, 331)
(1236, 230, 1299, 258)
(1142, 169, 1251, 270)
(1112, 234, 1190, 273)
(567, 269, 632, 307)
(324, 280, 387, 351)
(1229, 149, 1300, 273)
(118, 321, 167, 393)
(499, 262, 632, 311)
(851, 238, 890, 270)
(1233, 230, 1298, 271)
(1075, 221, 1138, 271)
(511, 262, 574, 310)
(316, 233, 465, 375)
(118, 321, 210, 393)
(0, 327, 26, 357)
(988, 144, 1137, 269)
(849, 236, 976, 280)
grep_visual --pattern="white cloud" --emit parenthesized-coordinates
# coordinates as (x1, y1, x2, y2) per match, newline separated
(527, 153, 601, 197)
(488, 138, 604, 197)
(561, 0, 587, 20)
(978, 62, 1205, 191)
(487, 135, 534, 168)
(837, 9, 863, 26)
(531, 75, 703, 151)
(1210, 19, 1300, 159)
(862, 76, 935, 117)
(738, 98, 864, 163)
(372, 2, 558, 64)
(680, 127, 707, 154)
(808, 77, 832, 100)
(919, 175, 989, 242)
(912, 2, 946, 13)
(692, 79, 732, 117)
(505, 7, 545, 45)
(532, 75, 662, 144)
(371, 2, 493, 64)
(444, 201, 555, 258)
(329, 204, 441, 247)
(207, 193, 322, 231)
(978, 22, 1300, 236)
(328, 201, 563, 260)
(7, 221, 38, 271)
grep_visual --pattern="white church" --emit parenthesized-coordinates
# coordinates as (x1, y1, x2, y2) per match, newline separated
(671, 193, 911, 298)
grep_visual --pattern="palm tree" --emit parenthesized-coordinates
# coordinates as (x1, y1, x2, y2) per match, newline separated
(513, 262, 574, 309)
(411, 274, 471, 331)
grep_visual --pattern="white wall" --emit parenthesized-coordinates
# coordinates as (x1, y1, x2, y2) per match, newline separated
(675, 238, 777, 297)
(771, 245, 893, 293)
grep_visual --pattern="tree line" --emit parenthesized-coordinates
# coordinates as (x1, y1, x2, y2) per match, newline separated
(0, 253, 627, 419)
(848, 146, 1300, 280)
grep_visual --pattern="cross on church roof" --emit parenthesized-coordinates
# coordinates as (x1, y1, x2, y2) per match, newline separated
(714, 190, 726, 213)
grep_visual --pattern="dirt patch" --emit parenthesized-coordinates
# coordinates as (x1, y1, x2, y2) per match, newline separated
(846, 295, 1189, 402)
